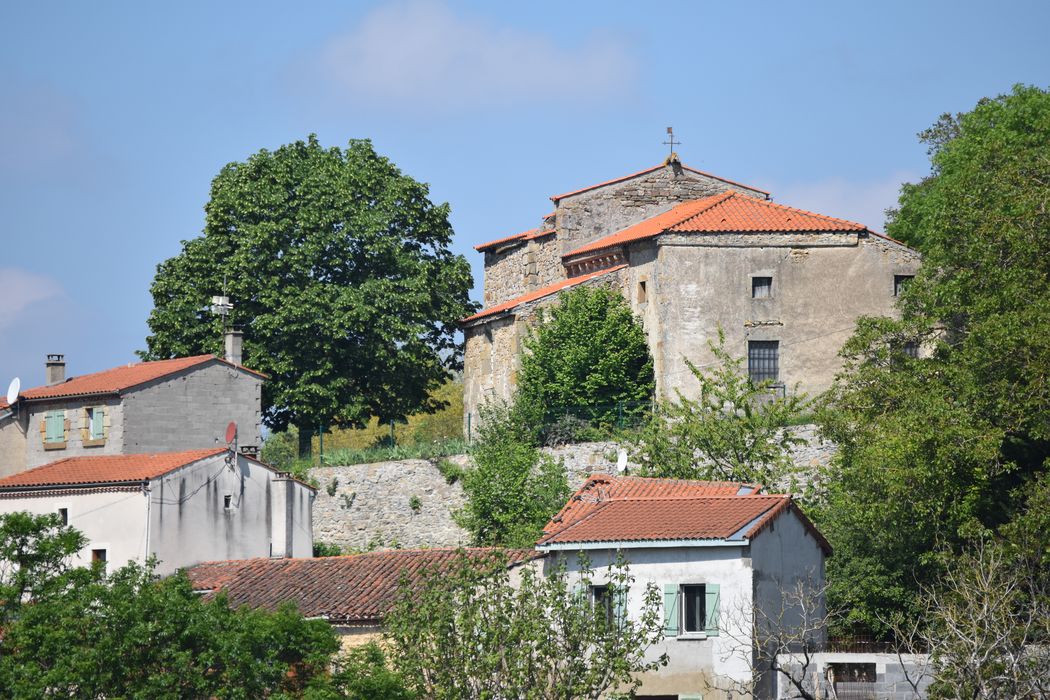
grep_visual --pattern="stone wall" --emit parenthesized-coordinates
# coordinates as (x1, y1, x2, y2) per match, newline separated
(480, 234, 564, 308)
(553, 162, 767, 255)
(310, 427, 837, 552)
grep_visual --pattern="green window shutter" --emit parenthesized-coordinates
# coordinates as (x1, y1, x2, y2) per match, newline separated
(663, 584, 679, 636)
(45, 411, 64, 442)
(91, 408, 105, 439)
(613, 584, 627, 627)
(704, 583, 720, 636)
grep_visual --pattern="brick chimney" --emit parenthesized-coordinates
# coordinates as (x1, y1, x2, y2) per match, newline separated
(46, 354, 66, 386)
(224, 329, 243, 366)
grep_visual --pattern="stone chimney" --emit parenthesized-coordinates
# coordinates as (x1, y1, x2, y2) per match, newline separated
(46, 354, 66, 386)
(224, 329, 243, 366)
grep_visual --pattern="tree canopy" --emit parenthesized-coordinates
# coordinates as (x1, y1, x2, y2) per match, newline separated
(817, 84, 1050, 633)
(142, 136, 475, 454)
(517, 285, 654, 429)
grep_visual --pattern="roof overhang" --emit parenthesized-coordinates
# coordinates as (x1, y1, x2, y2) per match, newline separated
(537, 538, 747, 551)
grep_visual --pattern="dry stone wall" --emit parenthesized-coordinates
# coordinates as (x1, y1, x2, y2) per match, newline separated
(310, 426, 836, 552)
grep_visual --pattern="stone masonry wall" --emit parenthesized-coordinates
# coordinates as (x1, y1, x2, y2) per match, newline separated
(310, 426, 837, 551)
(481, 234, 563, 308)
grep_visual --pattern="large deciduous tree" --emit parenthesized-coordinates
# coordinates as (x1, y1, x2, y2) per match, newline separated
(818, 84, 1050, 633)
(143, 136, 475, 456)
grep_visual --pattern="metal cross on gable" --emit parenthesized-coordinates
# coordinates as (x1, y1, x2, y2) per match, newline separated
(662, 126, 680, 156)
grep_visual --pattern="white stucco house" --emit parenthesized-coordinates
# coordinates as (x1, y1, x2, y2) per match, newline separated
(537, 474, 832, 700)
(0, 447, 315, 575)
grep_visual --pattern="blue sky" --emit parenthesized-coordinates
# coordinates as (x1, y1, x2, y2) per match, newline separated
(2, 0, 1048, 388)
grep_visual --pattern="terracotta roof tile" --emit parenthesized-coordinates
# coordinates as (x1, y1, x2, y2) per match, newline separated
(461, 265, 625, 324)
(0, 448, 226, 488)
(539, 496, 788, 544)
(550, 162, 768, 202)
(185, 548, 541, 623)
(0, 355, 266, 409)
(543, 473, 760, 538)
(564, 192, 867, 259)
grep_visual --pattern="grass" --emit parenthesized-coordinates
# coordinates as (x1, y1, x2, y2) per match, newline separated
(321, 438, 469, 466)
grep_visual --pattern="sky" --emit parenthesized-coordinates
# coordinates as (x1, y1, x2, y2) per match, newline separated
(1, 0, 1048, 390)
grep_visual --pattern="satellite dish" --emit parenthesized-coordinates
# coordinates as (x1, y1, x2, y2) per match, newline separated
(225, 421, 238, 445)
(5, 377, 20, 406)
(616, 449, 628, 473)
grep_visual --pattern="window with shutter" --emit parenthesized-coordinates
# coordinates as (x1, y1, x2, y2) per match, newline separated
(704, 583, 720, 636)
(89, 407, 105, 440)
(663, 584, 679, 636)
(45, 410, 65, 443)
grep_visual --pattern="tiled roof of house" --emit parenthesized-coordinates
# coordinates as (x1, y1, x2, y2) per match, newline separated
(461, 265, 626, 324)
(564, 191, 868, 259)
(0, 448, 226, 489)
(185, 548, 541, 624)
(0, 355, 266, 409)
(543, 473, 760, 538)
(475, 228, 556, 252)
(538, 473, 831, 554)
(549, 162, 769, 202)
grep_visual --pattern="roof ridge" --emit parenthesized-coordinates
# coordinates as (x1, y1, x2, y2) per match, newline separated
(549, 162, 768, 202)
(752, 196, 867, 228)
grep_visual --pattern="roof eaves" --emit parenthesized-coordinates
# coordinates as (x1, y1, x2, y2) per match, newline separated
(538, 538, 746, 551)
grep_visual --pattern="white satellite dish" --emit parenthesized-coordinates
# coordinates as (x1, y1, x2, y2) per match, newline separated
(5, 377, 20, 406)
(616, 448, 628, 473)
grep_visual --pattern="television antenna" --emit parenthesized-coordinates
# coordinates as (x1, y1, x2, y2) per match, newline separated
(210, 275, 234, 334)
(224, 420, 238, 467)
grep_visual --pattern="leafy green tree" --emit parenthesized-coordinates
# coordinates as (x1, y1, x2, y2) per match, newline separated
(632, 329, 811, 488)
(0, 558, 340, 698)
(0, 511, 85, 627)
(385, 550, 667, 699)
(307, 643, 415, 700)
(518, 285, 654, 429)
(817, 85, 1050, 633)
(143, 136, 475, 456)
(456, 400, 569, 547)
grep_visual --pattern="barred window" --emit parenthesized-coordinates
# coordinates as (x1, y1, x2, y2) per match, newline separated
(748, 341, 779, 383)
(752, 276, 772, 299)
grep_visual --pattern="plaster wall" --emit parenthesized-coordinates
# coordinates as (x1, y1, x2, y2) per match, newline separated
(0, 487, 148, 571)
(0, 412, 28, 478)
(543, 545, 754, 699)
(20, 397, 125, 470)
(651, 233, 920, 399)
(148, 453, 314, 575)
(553, 164, 766, 256)
(123, 361, 263, 454)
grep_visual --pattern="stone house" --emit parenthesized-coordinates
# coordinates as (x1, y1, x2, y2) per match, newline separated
(0, 447, 315, 575)
(536, 473, 831, 699)
(0, 336, 264, 478)
(462, 156, 920, 427)
(185, 548, 541, 650)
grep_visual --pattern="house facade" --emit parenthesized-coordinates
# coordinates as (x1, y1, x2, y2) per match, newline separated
(537, 474, 831, 699)
(0, 343, 264, 477)
(0, 448, 314, 575)
(462, 157, 920, 428)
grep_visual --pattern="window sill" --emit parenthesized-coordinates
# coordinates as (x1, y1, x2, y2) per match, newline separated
(43, 441, 67, 450)
(82, 438, 107, 447)
(673, 633, 709, 641)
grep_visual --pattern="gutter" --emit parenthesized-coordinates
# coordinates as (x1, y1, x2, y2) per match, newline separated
(0, 479, 147, 494)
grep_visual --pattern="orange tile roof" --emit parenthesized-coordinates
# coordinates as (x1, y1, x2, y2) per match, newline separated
(474, 228, 556, 252)
(549, 162, 769, 202)
(538, 473, 830, 554)
(544, 473, 760, 538)
(0, 448, 226, 488)
(461, 265, 626, 324)
(0, 355, 267, 409)
(564, 192, 868, 259)
(185, 548, 542, 624)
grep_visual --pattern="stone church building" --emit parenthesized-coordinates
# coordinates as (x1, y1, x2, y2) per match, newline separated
(461, 156, 919, 427)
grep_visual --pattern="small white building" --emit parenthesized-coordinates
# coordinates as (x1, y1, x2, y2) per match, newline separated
(0, 448, 315, 575)
(537, 474, 832, 700)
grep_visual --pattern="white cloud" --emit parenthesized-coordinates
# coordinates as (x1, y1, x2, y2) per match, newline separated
(311, 0, 636, 110)
(0, 268, 63, 332)
(770, 171, 918, 233)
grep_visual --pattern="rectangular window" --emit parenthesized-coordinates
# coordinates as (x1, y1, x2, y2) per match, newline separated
(58, 508, 68, 525)
(44, 410, 65, 443)
(91, 549, 107, 566)
(748, 341, 780, 383)
(894, 274, 914, 296)
(224, 494, 233, 510)
(88, 407, 105, 440)
(637, 280, 647, 303)
(903, 341, 919, 359)
(752, 276, 772, 299)
(681, 584, 706, 633)
(591, 585, 614, 626)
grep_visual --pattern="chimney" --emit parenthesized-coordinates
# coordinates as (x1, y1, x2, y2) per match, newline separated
(224, 329, 243, 366)
(46, 354, 66, 386)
